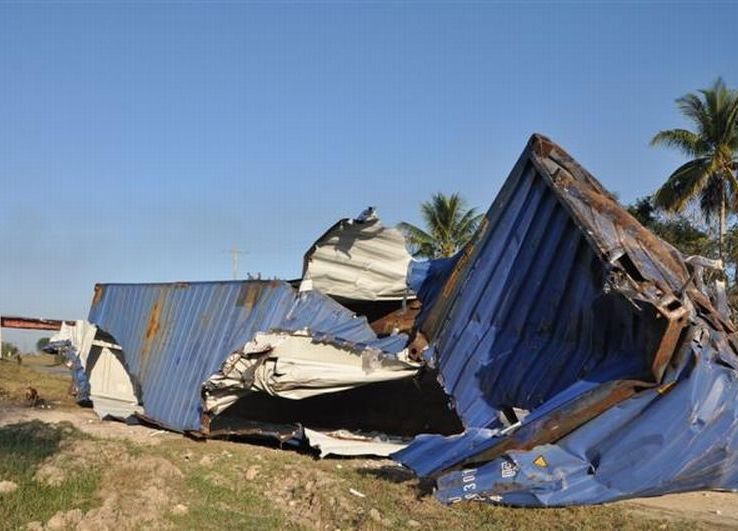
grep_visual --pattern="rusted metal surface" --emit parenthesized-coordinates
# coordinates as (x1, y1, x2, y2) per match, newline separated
(369, 299, 422, 336)
(450, 379, 640, 473)
(0, 316, 74, 330)
(88, 280, 298, 431)
(407, 134, 728, 433)
(396, 135, 738, 505)
(88, 280, 411, 433)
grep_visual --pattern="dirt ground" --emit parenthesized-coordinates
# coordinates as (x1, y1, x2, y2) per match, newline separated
(621, 492, 738, 529)
(2, 358, 737, 530)
(0, 403, 179, 446)
(1, 404, 737, 529)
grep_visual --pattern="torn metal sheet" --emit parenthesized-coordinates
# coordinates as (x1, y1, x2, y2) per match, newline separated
(48, 321, 141, 419)
(204, 330, 418, 415)
(304, 428, 409, 458)
(87, 280, 412, 433)
(301, 207, 413, 301)
(47, 320, 96, 401)
(394, 134, 738, 506)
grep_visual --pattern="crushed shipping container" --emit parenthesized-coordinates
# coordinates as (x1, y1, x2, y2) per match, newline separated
(301, 206, 413, 303)
(301, 207, 422, 334)
(393, 134, 738, 505)
(78, 280, 461, 452)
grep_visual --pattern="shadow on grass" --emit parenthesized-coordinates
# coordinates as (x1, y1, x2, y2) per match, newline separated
(0, 421, 100, 529)
(0, 420, 69, 473)
(357, 464, 436, 498)
(357, 464, 416, 484)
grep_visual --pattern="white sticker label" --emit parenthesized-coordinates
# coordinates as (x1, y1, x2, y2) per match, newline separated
(500, 460, 518, 478)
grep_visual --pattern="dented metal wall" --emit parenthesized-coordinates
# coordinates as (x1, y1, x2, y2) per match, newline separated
(409, 148, 669, 428)
(301, 208, 413, 301)
(88, 281, 297, 431)
(88, 280, 410, 432)
(394, 134, 738, 505)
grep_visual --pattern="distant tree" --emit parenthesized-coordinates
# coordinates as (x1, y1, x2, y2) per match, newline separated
(628, 196, 714, 257)
(628, 195, 738, 307)
(36, 337, 50, 352)
(399, 193, 484, 259)
(1, 341, 19, 359)
(651, 78, 738, 263)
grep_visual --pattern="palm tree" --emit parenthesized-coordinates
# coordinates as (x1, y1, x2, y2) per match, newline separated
(399, 192, 484, 259)
(652, 78, 738, 263)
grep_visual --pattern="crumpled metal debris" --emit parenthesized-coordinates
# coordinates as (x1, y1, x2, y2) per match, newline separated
(393, 134, 738, 506)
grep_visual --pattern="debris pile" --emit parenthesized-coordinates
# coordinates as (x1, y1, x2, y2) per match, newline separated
(394, 135, 738, 505)
(31, 134, 738, 506)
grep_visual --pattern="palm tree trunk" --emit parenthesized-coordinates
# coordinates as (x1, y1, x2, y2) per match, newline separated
(719, 179, 726, 267)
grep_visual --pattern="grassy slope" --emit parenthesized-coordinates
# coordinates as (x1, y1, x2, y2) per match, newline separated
(0, 422, 694, 531)
(0, 422, 100, 529)
(0, 358, 698, 530)
(0, 356, 76, 408)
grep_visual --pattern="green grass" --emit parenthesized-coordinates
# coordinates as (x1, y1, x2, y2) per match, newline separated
(150, 437, 693, 531)
(0, 422, 100, 530)
(0, 356, 76, 408)
(172, 472, 295, 530)
(0, 419, 697, 531)
(0, 356, 702, 530)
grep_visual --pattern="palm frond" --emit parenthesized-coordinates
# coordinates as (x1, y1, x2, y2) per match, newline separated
(653, 158, 712, 212)
(676, 92, 710, 137)
(398, 222, 435, 245)
(699, 174, 725, 222)
(402, 192, 482, 258)
(650, 129, 708, 156)
(452, 209, 484, 243)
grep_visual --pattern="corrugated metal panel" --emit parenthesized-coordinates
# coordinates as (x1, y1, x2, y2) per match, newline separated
(88, 281, 296, 431)
(394, 134, 738, 506)
(88, 280, 409, 432)
(417, 325, 738, 506)
(301, 209, 413, 301)
(278, 289, 408, 353)
(412, 137, 668, 430)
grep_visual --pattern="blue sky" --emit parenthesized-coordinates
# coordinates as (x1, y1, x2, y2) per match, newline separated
(1, 2, 736, 348)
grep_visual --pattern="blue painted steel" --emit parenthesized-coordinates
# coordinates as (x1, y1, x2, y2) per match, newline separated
(278, 290, 408, 353)
(407, 256, 459, 332)
(88, 280, 408, 432)
(424, 327, 738, 505)
(410, 154, 655, 430)
(394, 134, 738, 506)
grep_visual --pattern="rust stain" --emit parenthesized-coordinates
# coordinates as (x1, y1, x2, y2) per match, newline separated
(651, 299, 689, 381)
(144, 301, 162, 343)
(92, 284, 105, 306)
(370, 300, 421, 336)
(536, 141, 690, 287)
(244, 286, 259, 310)
(451, 380, 638, 474)
(236, 283, 261, 310)
(0, 316, 67, 331)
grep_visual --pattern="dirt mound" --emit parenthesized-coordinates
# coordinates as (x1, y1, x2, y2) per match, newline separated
(266, 464, 343, 528)
(31, 439, 184, 530)
(34, 439, 128, 487)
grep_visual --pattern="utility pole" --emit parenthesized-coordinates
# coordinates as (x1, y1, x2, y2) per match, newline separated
(224, 246, 248, 279)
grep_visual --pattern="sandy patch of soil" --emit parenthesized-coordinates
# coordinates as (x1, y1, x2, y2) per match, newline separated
(622, 491, 738, 529)
(0, 404, 177, 445)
